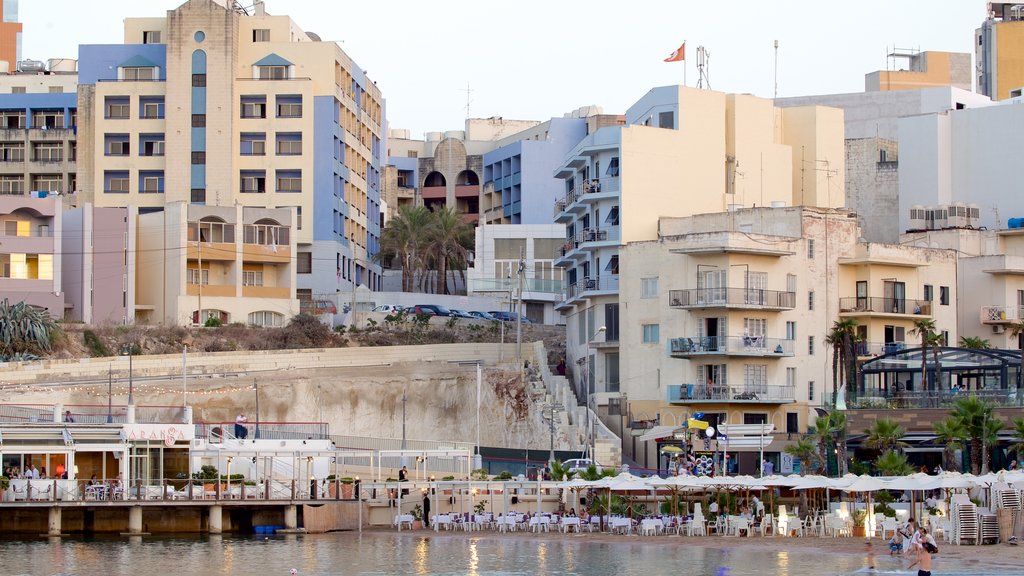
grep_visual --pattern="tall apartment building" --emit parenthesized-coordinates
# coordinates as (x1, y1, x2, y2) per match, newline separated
(61, 203, 136, 325)
(618, 207, 957, 472)
(76, 0, 384, 324)
(0, 195, 62, 317)
(978, 3, 1024, 100)
(0, 0, 21, 71)
(554, 85, 844, 406)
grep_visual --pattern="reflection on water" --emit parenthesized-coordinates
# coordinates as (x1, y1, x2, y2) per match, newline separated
(0, 533, 1011, 576)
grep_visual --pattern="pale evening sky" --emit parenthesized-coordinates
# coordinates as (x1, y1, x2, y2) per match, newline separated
(23, 0, 983, 139)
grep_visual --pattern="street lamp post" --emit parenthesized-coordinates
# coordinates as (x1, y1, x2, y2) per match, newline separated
(107, 364, 113, 423)
(253, 378, 261, 439)
(401, 387, 408, 450)
(122, 344, 134, 405)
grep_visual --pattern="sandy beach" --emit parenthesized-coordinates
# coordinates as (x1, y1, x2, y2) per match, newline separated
(373, 527, 1022, 572)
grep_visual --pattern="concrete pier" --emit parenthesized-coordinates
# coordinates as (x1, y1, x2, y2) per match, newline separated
(208, 505, 222, 534)
(47, 506, 61, 536)
(128, 506, 143, 534)
(284, 505, 297, 530)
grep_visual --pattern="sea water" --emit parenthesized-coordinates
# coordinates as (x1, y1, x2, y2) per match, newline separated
(0, 532, 1011, 576)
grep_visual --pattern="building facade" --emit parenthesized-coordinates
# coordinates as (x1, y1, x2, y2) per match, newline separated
(977, 3, 1024, 100)
(76, 0, 383, 324)
(0, 195, 62, 316)
(864, 50, 971, 92)
(0, 0, 20, 71)
(61, 203, 136, 325)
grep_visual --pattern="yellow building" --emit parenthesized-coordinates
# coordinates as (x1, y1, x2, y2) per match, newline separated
(864, 50, 972, 92)
(978, 3, 1024, 100)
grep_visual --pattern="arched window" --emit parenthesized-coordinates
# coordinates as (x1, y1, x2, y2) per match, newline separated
(423, 171, 446, 187)
(248, 311, 284, 327)
(456, 170, 479, 186)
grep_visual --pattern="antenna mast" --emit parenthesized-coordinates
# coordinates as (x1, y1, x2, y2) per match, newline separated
(773, 40, 779, 98)
(459, 82, 475, 119)
(696, 46, 711, 89)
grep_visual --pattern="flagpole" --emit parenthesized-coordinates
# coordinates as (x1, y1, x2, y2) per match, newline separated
(683, 41, 687, 87)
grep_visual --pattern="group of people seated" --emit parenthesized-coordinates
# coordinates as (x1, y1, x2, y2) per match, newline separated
(4, 465, 68, 479)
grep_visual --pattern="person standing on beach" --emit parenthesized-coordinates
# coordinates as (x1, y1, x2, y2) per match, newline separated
(907, 539, 935, 576)
(422, 492, 431, 528)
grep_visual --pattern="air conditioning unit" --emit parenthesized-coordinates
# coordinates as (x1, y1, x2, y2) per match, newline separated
(993, 325, 1006, 334)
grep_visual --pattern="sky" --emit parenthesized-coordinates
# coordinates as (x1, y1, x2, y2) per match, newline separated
(22, 0, 983, 139)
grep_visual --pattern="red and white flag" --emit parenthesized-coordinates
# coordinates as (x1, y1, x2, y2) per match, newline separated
(664, 42, 686, 62)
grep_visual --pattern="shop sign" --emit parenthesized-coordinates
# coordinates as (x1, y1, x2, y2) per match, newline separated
(123, 424, 195, 447)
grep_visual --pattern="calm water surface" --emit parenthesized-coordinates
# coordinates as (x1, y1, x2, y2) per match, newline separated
(0, 532, 1010, 576)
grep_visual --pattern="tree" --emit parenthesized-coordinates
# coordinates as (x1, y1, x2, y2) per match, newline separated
(932, 416, 967, 472)
(863, 418, 908, 454)
(425, 207, 474, 295)
(548, 460, 576, 482)
(1011, 320, 1024, 391)
(813, 411, 848, 476)
(785, 438, 821, 475)
(910, 318, 938, 391)
(0, 298, 58, 361)
(874, 450, 914, 476)
(826, 319, 859, 408)
(950, 396, 1003, 474)
(958, 336, 991, 349)
(377, 205, 432, 292)
(1009, 418, 1024, 464)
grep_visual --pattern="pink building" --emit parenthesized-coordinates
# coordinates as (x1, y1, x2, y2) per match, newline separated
(0, 196, 63, 317)
(62, 203, 135, 324)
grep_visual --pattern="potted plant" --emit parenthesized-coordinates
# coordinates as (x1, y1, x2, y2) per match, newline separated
(411, 504, 424, 529)
(192, 465, 219, 494)
(852, 509, 868, 538)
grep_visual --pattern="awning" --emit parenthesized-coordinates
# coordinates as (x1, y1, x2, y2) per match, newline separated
(254, 53, 293, 67)
(119, 54, 158, 69)
(638, 425, 683, 443)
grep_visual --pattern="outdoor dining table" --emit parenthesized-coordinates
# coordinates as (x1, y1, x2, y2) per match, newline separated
(560, 516, 581, 533)
(394, 514, 414, 530)
(433, 514, 452, 531)
(609, 517, 632, 535)
(639, 518, 662, 536)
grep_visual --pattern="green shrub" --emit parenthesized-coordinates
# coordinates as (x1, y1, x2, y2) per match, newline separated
(494, 471, 512, 480)
(204, 317, 223, 328)
(83, 330, 111, 357)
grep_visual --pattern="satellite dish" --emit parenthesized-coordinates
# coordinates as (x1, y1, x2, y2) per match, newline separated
(705, 426, 716, 438)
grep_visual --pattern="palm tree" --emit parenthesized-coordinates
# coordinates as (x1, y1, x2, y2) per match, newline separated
(1011, 320, 1024, 391)
(958, 336, 991, 349)
(910, 317, 938, 391)
(874, 450, 914, 476)
(425, 207, 474, 295)
(863, 418, 908, 454)
(1009, 418, 1024, 464)
(812, 411, 848, 476)
(785, 438, 821, 475)
(377, 205, 432, 292)
(932, 416, 967, 472)
(950, 396, 1002, 474)
(826, 319, 859, 408)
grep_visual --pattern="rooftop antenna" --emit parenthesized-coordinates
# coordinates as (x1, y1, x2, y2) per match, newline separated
(696, 46, 711, 89)
(459, 82, 475, 119)
(773, 40, 779, 98)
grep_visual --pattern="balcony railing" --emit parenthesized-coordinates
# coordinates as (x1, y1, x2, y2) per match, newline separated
(243, 223, 290, 246)
(469, 277, 565, 294)
(847, 389, 1022, 410)
(188, 221, 235, 243)
(839, 297, 932, 316)
(668, 288, 796, 309)
(667, 383, 796, 403)
(554, 177, 620, 214)
(562, 275, 619, 302)
(669, 336, 795, 357)
(980, 305, 1024, 324)
(558, 227, 621, 257)
(855, 341, 907, 357)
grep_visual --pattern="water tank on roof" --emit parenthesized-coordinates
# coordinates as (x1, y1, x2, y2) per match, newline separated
(425, 131, 442, 142)
(1009, 218, 1024, 229)
(18, 59, 45, 73)
(47, 58, 77, 73)
(444, 130, 465, 140)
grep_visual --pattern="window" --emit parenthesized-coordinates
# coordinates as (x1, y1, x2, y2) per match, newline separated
(641, 277, 658, 299)
(808, 290, 815, 311)
(786, 367, 796, 387)
(243, 270, 264, 286)
(122, 67, 155, 81)
(0, 175, 23, 194)
(606, 157, 619, 177)
(139, 171, 164, 193)
(658, 111, 675, 129)
(743, 413, 768, 425)
(187, 268, 209, 285)
(105, 97, 130, 119)
(605, 205, 620, 225)
(744, 365, 768, 392)
(140, 97, 164, 119)
(32, 175, 62, 192)
(241, 96, 267, 118)
(0, 109, 25, 128)
(253, 29, 271, 42)
(191, 114, 206, 127)
(941, 330, 950, 345)
(258, 65, 287, 80)
(642, 323, 660, 344)
(923, 284, 933, 301)
(32, 142, 62, 162)
(808, 335, 815, 355)
(139, 133, 164, 156)
(295, 206, 302, 230)
(105, 134, 130, 156)
(276, 132, 302, 155)
(605, 352, 620, 393)
(297, 252, 312, 274)
(604, 254, 619, 275)
(104, 171, 129, 193)
(240, 170, 266, 193)
(248, 311, 283, 327)
(786, 321, 796, 340)
(808, 381, 815, 401)
(786, 412, 799, 434)
(192, 73, 206, 87)
(191, 189, 206, 203)
(32, 109, 63, 129)
(143, 31, 161, 44)
(276, 95, 302, 118)
(240, 133, 266, 156)
(11, 86, 25, 94)
(0, 143, 23, 162)
(807, 239, 815, 259)
(48, 86, 63, 93)
(191, 151, 206, 165)
(940, 286, 949, 305)
(276, 170, 301, 193)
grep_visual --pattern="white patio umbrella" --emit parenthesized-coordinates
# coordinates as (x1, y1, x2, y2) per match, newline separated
(883, 472, 934, 522)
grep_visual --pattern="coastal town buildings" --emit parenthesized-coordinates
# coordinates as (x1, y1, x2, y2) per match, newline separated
(75, 0, 384, 325)
(61, 203, 136, 325)
(0, 0, 20, 72)
(977, 2, 1024, 100)
(0, 194, 62, 316)
(864, 49, 972, 92)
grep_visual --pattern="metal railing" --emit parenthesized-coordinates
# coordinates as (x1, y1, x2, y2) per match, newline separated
(469, 277, 564, 294)
(559, 227, 621, 257)
(669, 336, 794, 356)
(196, 421, 329, 442)
(0, 404, 55, 424)
(839, 296, 932, 315)
(854, 341, 907, 357)
(554, 177, 620, 213)
(562, 275, 619, 302)
(847, 388, 1022, 409)
(980, 305, 1024, 323)
(667, 383, 796, 403)
(668, 288, 796, 309)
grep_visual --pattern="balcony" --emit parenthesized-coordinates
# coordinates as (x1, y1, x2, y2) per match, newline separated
(553, 177, 620, 222)
(980, 305, 1024, 325)
(855, 341, 907, 358)
(668, 288, 796, 311)
(847, 389, 1022, 410)
(186, 284, 235, 297)
(839, 297, 932, 318)
(241, 286, 290, 299)
(556, 275, 619, 309)
(469, 277, 565, 295)
(667, 383, 796, 404)
(556, 227, 621, 265)
(669, 336, 795, 358)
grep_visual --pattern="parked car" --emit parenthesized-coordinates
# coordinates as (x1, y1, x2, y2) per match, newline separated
(467, 311, 497, 321)
(371, 304, 405, 314)
(563, 458, 601, 474)
(412, 304, 452, 317)
(488, 311, 532, 323)
(448, 309, 474, 319)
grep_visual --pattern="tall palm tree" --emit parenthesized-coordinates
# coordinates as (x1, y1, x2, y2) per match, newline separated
(1009, 417, 1024, 464)
(932, 416, 967, 472)
(826, 319, 859, 408)
(958, 336, 991, 349)
(813, 411, 848, 476)
(874, 450, 914, 476)
(377, 205, 432, 292)
(864, 418, 908, 454)
(950, 396, 1002, 474)
(425, 207, 474, 295)
(910, 317, 938, 391)
(785, 438, 821, 475)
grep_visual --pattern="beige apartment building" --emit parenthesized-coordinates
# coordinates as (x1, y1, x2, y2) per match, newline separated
(616, 207, 958, 474)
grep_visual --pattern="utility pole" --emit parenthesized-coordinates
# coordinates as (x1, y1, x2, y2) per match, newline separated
(476, 362, 482, 460)
(196, 240, 202, 325)
(182, 346, 187, 408)
(401, 387, 408, 450)
(107, 364, 113, 424)
(516, 248, 524, 367)
(253, 378, 260, 439)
